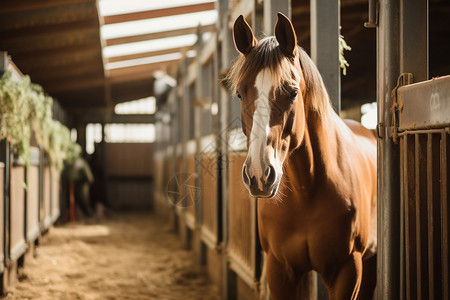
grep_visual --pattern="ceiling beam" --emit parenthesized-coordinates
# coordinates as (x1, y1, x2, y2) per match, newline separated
(27, 61, 103, 81)
(103, 2, 215, 24)
(106, 46, 195, 63)
(42, 75, 105, 93)
(0, 0, 94, 14)
(105, 24, 215, 46)
(107, 60, 179, 81)
(0, 19, 99, 40)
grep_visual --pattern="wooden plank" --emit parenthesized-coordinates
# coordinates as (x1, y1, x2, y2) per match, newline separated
(0, 19, 99, 40)
(29, 60, 104, 81)
(43, 75, 105, 93)
(104, 2, 215, 25)
(0, 2, 98, 31)
(7, 42, 100, 61)
(106, 46, 195, 63)
(106, 24, 215, 46)
(0, 0, 94, 14)
(108, 60, 180, 81)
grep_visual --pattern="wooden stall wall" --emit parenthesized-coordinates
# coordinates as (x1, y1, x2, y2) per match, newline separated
(41, 164, 51, 231)
(106, 143, 153, 210)
(0, 162, 4, 275)
(50, 166, 60, 223)
(26, 149, 40, 244)
(10, 164, 26, 262)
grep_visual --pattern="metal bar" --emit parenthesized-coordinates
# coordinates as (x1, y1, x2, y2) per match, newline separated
(415, 133, 430, 300)
(364, 0, 378, 28)
(264, 0, 291, 35)
(398, 127, 450, 137)
(399, 135, 406, 300)
(310, 0, 340, 114)
(405, 134, 417, 300)
(415, 134, 422, 300)
(399, 0, 428, 82)
(397, 75, 450, 131)
(377, 0, 401, 298)
(426, 133, 434, 300)
(441, 132, 449, 300)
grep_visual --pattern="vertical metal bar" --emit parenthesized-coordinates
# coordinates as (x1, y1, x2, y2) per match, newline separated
(377, 0, 401, 298)
(310, 0, 341, 114)
(217, 0, 234, 297)
(441, 132, 449, 300)
(399, 135, 405, 300)
(195, 26, 205, 265)
(263, 0, 291, 35)
(415, 134, 423, 300)
(405, 134, 417, 300)
(399, 0, 429, 82)
(415, 133, 429, 300)
(426, 133, 434, 300)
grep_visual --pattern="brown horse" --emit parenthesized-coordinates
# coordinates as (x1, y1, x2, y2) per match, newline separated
(228, 13, 377, 300)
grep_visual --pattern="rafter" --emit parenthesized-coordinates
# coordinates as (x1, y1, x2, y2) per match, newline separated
(105, 24, 215, 46)
(103, 2, 215, 24)
(0, 0, 94, 14)
(106, 46, 195, 63)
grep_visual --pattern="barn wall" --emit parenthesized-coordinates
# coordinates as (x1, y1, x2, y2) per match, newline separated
(105, 143, 153, 210)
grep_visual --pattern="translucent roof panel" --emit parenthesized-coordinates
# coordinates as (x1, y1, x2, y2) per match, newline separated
(99, 0, 214, 16)
(99, 0, 217, 68)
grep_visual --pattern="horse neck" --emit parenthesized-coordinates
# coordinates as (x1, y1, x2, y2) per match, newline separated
(284, 106, 339, 198)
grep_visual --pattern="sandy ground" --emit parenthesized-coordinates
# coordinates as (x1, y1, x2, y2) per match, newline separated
(2, 212, 221, 300)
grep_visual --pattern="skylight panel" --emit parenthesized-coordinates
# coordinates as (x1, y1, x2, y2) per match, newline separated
(99, 0, 214, 16)
(101, 10, 217, 40)
(103, 34, 197, 58)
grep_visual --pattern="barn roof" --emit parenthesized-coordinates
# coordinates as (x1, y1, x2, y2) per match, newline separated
(0, 0, 216, 111)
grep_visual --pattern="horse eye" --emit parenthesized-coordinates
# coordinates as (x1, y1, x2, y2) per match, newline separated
(289, 89, 299, 101)
(236, 91, 242, 100)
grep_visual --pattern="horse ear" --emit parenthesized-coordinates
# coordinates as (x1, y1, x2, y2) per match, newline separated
(274, 12, 298, 58)
(233, 15, 257, 55)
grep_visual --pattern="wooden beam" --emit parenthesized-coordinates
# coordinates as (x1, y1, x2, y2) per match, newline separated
(106, 46, 195, 63)
(103, 2, 215, 24)
(0, 2, 98, 31)
(14, 46, 101, 68)
(0, 29, 100, 54)
(0, 19, 99, 40)
(8, 42, 100, 61)
(105, 24, 215, 46)
(108, 60, 179, 81)
(0, 0, 94, 14)
(26, 60, 103, 81)
(41, 75, 105, 93)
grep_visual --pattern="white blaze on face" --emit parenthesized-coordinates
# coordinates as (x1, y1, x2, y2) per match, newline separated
(245, 68, 275, 188)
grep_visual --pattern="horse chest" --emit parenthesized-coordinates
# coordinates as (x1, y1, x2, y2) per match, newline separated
(258, 195, 356, 271)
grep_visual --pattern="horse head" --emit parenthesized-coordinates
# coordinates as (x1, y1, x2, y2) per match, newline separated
(230, 13, 308, 198)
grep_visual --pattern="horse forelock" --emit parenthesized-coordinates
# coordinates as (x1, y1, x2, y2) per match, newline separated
(227, 36, 331, 122)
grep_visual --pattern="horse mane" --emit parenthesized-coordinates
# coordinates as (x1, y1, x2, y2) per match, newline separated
(226, 36, 331, 121)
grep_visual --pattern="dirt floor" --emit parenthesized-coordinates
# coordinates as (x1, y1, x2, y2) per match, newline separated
(1, 212, 221, 300)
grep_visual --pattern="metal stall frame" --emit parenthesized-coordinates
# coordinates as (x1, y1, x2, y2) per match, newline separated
(376, 0, 429, 299)
(396, 76, 450, 300)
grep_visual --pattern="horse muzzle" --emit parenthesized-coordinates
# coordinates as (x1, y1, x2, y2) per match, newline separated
(242, 163, 280, 198)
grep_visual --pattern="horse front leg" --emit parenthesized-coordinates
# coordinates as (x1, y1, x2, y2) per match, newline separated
(326, 251, 363, 300)
(266, 252, 299, 300)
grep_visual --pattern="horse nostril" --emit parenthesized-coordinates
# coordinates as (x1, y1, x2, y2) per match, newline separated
(242, 165, 250, 186)
(265, 165, 276, 185)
